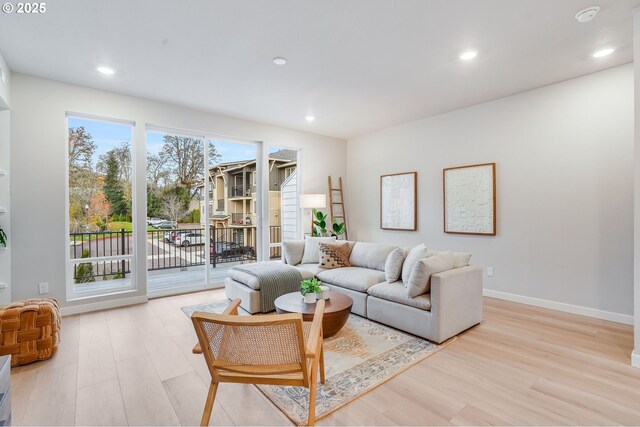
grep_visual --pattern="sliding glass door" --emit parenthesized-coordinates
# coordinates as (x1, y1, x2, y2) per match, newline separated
(205, 138, 259, 284)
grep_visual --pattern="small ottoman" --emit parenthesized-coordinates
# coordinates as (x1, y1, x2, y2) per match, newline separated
(0, 298, 60, 367)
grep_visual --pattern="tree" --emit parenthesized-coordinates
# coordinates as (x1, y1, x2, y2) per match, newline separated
(147, 153, 170, 188)
(161, 192, 190, 224)
(159, 136, 221, 188)
(88, 192, 110, 231)
(103, 151, 127, 217)
(97, 142, 131, 182)
(68, 126, 96, 171)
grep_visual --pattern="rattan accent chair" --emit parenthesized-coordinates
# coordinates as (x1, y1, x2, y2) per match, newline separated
(192, 298, 326, 426)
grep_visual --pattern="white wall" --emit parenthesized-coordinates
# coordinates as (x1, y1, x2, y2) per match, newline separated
(347, 64, 634, 323)
(10, 73, 346, 310)
(632, 8, 640, 369)
(0, 53, 9, 109)
(0, 52, 10, 305)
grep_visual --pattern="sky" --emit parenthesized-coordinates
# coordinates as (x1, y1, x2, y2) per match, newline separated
(69, 117, 281, 167)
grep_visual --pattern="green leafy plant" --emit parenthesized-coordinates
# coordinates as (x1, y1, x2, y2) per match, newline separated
(0, 227, 6, 248)
(75, 249, 96, 284)
(312, 208, 328, 236)
(330, 219, 346, 238)
(300, 278, 322, 296)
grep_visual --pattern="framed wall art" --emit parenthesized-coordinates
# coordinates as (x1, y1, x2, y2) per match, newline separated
(443, 163, 496, 236)
(380, 172, 417, 231)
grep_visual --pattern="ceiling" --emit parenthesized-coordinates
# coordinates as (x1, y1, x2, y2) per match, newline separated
(0, 0, 637, 139)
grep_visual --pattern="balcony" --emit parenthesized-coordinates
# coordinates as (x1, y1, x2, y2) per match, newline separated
(70, 225, 282, 293)
(230, 185, 251, 198)
(231, 213, 254, 226)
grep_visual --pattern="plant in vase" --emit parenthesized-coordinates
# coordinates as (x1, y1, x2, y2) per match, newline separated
(0, 227, 6, 248)
(312, 208, 347, 238)
(300, 278, 321, 303)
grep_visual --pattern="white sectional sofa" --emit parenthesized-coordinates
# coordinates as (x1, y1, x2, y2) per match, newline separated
(225, 239, 483, 343)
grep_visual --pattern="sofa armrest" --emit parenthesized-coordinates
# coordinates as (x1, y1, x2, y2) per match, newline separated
(429, 264, 483, 343)
(282, 240, 305, 265)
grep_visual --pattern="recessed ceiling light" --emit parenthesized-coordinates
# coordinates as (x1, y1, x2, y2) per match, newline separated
(575, 6, 600, 23)
(97, 66, 115, 75)
(592, 48, 614, 58)
(305, 115, 315, 122)
(272, 57, 287, 65)
(459, 50, 478, 61)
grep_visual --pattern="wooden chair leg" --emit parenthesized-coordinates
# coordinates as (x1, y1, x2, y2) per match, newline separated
(308, 359, 318, 426)
(201, 381, 219, 427)
(319, 343, 326, 384)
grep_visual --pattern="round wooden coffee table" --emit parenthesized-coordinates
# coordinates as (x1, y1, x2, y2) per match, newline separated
(274, 292, 353, 338)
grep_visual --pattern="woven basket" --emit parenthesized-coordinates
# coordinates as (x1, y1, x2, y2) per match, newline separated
(0, 298, 60, 367)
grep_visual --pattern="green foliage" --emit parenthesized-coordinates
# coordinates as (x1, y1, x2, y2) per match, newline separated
(107, 222, 132, 232)
(181, 209, 201, 224)
(331, 220, 346, 238)
(103, 151, 127, 217)
(300, 278, 322, 296)
(75, 249, 95, 284)
(0, 227, 6, 247)
(147, 185, 163, 218)
(312, 208, 329, 237)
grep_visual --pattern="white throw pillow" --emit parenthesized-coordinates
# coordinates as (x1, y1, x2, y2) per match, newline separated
(301, 236, 337, 264)
(384, 248, 406, 282)
(429, 250, 471, 268)
(401, 244, 430, 284)
(406, 251, 455, 298)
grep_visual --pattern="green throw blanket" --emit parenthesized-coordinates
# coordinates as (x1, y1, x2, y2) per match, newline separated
(232, 262, 302, 312)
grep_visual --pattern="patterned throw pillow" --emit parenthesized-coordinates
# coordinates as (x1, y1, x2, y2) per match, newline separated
(318, 242, 352, 269)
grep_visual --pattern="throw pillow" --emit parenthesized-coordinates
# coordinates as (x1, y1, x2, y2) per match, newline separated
(384, 248, 406, 282)
(318, 242, 352, 269)
(406, 251, 455, 298)
(300, 236, 337, 264)
(401, 243, 430, 284)
(282, 240, 305, 265)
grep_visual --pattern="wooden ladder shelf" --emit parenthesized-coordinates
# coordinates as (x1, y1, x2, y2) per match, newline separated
(328, 176, 348, 240)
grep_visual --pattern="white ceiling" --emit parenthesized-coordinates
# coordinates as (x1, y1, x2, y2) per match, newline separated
(0, 0, 637, 139)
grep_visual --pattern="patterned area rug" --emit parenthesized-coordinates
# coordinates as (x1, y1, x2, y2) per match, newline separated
(181, 299, 452, 426)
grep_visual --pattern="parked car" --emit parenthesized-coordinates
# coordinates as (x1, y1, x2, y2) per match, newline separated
(207, 240, 256, 262)
(147, 217, 164, 227)
(155, 220, 177, 229)
(164, 230, 178, 243)
(175, 231, 205, 247)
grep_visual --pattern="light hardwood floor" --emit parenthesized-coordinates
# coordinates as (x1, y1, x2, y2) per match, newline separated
(11, 290, 640, 426)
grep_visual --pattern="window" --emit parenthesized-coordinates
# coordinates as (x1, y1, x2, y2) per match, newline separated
(285, 166, 296, 179)
(66, 115, 135, 299)
(252, 171, 257, 186)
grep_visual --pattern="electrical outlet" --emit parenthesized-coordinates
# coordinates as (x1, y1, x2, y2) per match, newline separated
(38, 282, 49, 294)
(487, 267, 494, 277)
(0, 283, 6, 289)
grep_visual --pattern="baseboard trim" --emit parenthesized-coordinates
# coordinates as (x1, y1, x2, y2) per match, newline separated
(483, 289, 633, 325)
(60, 294, 148, 316)
(632, 351, 640, 369)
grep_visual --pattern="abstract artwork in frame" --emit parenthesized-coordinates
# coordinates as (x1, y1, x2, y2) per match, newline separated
(380, 172, 417, 231)
(443, 163, 496, 236)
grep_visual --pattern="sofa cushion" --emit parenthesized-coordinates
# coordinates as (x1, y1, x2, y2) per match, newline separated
(406, 252, 454, 297)
(316, 267, 386, 293)
(282, 240, 305, 265)
(368, 281, 432, 310)
(294, 263, 325, 279)
(401, 243, 430, 284)
(318, 241, 352, 269)
(430, 250, 471, 268)
(301, 236, 337, 264)
(384, 248, 406, 282)
(349, 242, 397, 271)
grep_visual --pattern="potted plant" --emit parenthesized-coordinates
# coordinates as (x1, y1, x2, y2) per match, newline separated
(0, 226, 6, 248)
(300, 278, 321, 303)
